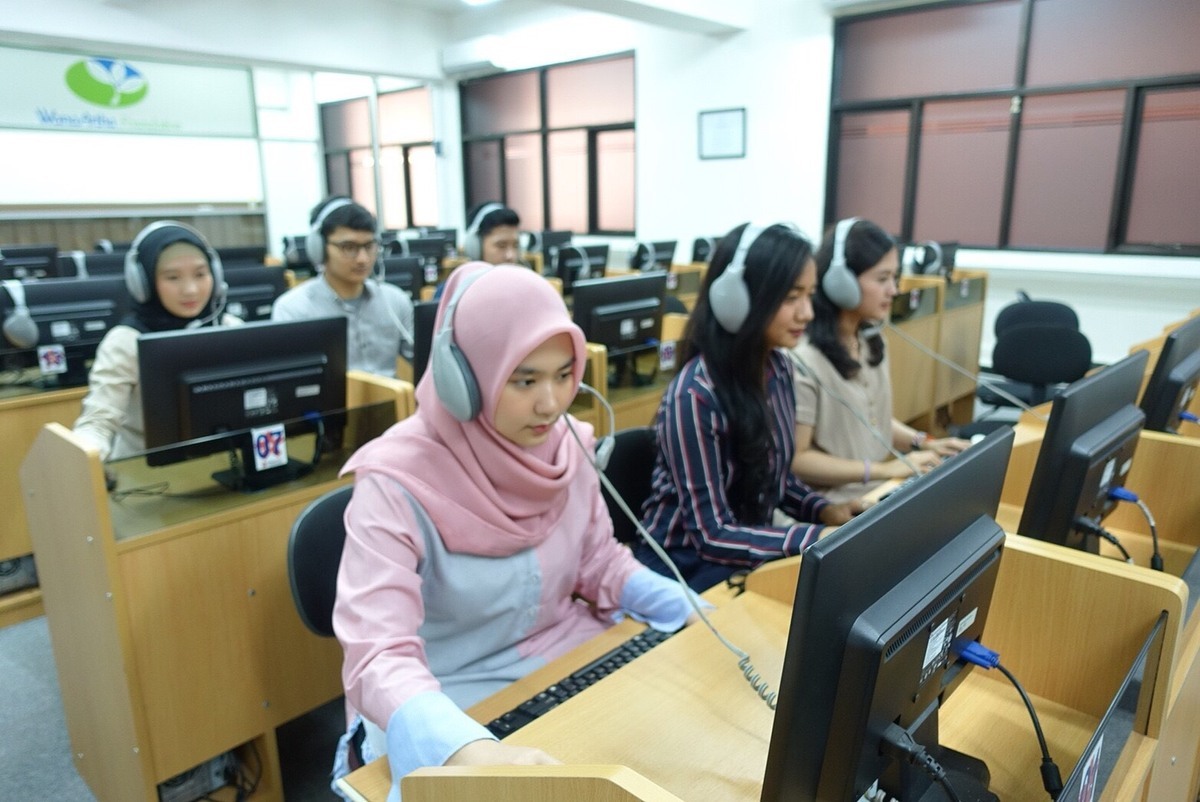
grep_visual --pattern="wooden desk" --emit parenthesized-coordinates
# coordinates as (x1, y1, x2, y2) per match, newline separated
(0, 381, 87, 626)
(19, 375, 413, 802)
(339, 535, 1186, 802)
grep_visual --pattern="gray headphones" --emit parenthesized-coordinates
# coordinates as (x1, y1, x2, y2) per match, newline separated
(432, 268, 492, 421)
(2, 279, 38, 348)
(124, 221, 225, 307)
(708, 225, 764, 333)
(463, 202, 504, 262)
(305, 197, 355, 267)
(822, 217, 863, 310)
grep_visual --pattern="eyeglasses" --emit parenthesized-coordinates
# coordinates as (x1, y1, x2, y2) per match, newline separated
(328, 239, 381, 258)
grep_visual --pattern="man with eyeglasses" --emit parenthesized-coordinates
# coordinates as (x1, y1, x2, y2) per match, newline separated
(272, 196, 414, 378)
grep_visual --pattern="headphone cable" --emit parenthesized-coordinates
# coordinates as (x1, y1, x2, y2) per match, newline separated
(562, 403, 779, 712)
(883, 320, 1050, 422)
(787, 350, 922, 476)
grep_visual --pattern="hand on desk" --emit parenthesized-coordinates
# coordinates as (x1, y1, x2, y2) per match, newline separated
(446, 738, 561, 768)
(926, 436, 971, 456)
(818, 498, 871, 526)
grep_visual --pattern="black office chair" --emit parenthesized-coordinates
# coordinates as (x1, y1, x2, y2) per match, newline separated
(600, 427, 658, 544)
(992, 298, 1080, 340)
(287, 484, 354, 638)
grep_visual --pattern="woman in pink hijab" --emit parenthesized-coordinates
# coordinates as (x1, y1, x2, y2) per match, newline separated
(331, 263, 698, 798)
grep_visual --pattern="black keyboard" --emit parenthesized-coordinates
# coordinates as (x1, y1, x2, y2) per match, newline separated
(486, 627, 675, 737)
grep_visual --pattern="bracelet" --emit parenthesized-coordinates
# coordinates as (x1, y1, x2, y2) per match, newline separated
(863, 459, 871, 484)
(911, 431, 929, 451)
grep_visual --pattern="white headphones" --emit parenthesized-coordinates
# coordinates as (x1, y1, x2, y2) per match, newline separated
(822, 217, 863, 310)
(432, 268, 492, 421)
(463, 202, 505, 261)
(305, 197, 355, 268)
(124, 222, 227, 323)
(2, 279, 38, 348)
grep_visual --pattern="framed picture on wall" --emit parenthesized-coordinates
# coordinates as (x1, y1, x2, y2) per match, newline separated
(698, 108, 746, 160)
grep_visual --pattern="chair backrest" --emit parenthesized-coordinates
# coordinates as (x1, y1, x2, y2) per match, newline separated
(287, 484, 354, 638)
(600, 426, 658, 544)
(994, 299, 1079, 337)
(993, 324, 1093, 404)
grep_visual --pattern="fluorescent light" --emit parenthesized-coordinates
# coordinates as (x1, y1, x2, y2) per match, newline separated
(462, 0, 501, 6)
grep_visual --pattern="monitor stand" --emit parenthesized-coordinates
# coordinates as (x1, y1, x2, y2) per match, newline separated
(213, 444, 317, 493)
(907, 746, 998, 802)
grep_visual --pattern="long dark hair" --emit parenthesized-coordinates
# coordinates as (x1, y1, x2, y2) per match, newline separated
(683, 222, 813, 523)
(808, 218, 895, 379)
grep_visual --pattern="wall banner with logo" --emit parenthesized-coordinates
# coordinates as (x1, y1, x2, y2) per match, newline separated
(0, 46, 255, 137)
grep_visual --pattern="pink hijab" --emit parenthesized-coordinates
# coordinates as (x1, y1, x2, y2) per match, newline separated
(341, 263, 593, 557)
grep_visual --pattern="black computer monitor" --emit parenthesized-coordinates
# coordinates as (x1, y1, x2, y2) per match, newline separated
(396, 237, 448, 283)
(571, 271, 667, 357)
(381, 256, 425, 300)
(0, 276, 130, 387)
(629, 240, 677, 271)
(94, 239, 132, 254)
(690, 236, 719, 264)
(418, 227, 458, 249)
(0, 244, 60, 280)
(1017, 351, 1149, 553)
(536, 230, 573, 258)
(554, 244, 609, 294)
(410, 300, 438, 385)
(762, 428, 1014, 802)
(138, 317, 348, 490)
(222, 265, 289, 322)
(82, 251, 128, 277)
(1140, 315, 1200, 434)
(215, 245, 268, 269)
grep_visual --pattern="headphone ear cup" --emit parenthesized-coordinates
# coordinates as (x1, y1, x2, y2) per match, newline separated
(2, 280, 39, 349)
(432, 328, 482, 421)
(822, 217, 863, 310)
(708, 269, 751, 333)
(464, 233, 481, 261)
(822, 263, 862, 309)
(124, 244, 150, 303)
(306, 198, 355, 267)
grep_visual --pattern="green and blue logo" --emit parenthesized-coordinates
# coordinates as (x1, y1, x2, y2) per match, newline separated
(65, 58, 148, 108)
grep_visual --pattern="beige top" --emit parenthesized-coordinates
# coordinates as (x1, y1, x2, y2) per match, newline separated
(791, 335, 894, 503)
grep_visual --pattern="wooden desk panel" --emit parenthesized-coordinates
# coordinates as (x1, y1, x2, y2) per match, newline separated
(0, 384, 86, 560)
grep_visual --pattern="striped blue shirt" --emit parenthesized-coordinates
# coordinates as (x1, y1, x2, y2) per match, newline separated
(635, 350, 828, 591)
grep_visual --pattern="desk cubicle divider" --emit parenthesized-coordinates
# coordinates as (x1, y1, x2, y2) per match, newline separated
(19, 373, 413, 802)
(998, 406, 1200, 802)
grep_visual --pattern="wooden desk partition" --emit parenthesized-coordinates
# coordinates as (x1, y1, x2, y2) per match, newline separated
(885, 278, 943, 427)
(20, 375, 413, 802)
(0, 383, 87, 627)
(340, 535, 1186, 802)
(996, 412, 1200, 801)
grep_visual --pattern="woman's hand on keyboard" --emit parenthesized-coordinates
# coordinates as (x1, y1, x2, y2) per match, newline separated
(446, 738, 561, 768)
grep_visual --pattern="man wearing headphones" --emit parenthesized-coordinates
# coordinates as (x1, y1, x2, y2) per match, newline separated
(271, 197, 414, 377)
(462, 202, 520, 265)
